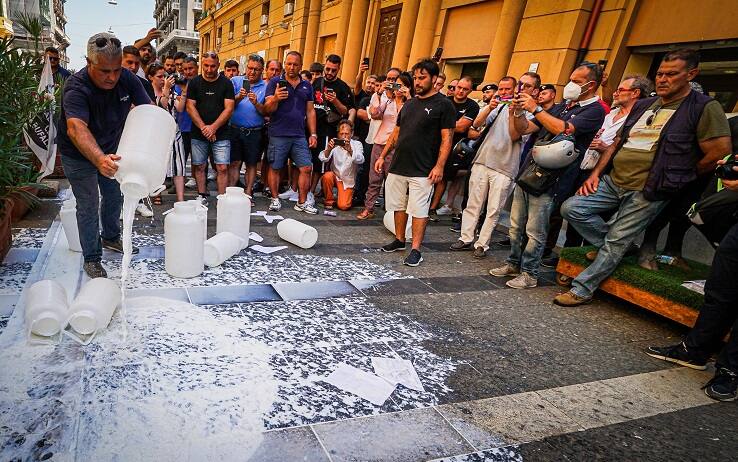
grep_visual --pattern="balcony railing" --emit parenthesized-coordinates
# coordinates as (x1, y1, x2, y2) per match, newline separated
(192, 1, 203, 10)
(157, 28, 200, 50)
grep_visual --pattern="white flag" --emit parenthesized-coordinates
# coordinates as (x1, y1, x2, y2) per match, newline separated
(23, 55, 57, 180)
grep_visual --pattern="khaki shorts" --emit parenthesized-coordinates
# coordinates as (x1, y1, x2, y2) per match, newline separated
(384, 173, 434, 218)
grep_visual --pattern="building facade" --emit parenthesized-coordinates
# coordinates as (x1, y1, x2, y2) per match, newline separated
(196, 0, 738, 112)
(155, 0, 203, 58)
(4, 0, 69, 65)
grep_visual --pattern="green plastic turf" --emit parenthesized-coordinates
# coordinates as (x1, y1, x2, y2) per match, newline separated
(560, 246, 710, 310)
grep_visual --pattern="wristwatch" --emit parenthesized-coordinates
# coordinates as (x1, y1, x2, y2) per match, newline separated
(533, 105, 544, 115)
(310, 134, 317, 138)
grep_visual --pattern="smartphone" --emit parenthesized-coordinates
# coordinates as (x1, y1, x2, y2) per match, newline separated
(389, 83, 402, 91)
(325, 87, 336, 95)
(516, 80, 524, 97)
(598, 59, 608, 71)
(242, 80, 250, 93)
(278, 79, 289, 88)
(362, 57, 370, 66)
(432, 47, 443, 62)
(332, 138, 347, 147)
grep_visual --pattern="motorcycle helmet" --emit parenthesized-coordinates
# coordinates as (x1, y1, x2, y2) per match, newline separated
(531, 133, 578, 169)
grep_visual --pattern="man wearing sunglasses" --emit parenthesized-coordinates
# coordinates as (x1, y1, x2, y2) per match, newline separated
(554, 49, 731, 306)
(45, 46, 71, 81)
(57, 32, 152, 278)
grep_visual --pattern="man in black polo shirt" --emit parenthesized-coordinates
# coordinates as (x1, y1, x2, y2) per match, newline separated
(489, 62, 605, 289)
(58, 33, 152, 278)
(375, 59, 456, 267)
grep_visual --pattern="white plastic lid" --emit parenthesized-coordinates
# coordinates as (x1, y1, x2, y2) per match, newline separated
(68, 310, 97, 335)
(31, 311, 62, 337)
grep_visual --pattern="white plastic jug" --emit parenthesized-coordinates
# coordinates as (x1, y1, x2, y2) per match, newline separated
(216, 187, 251, 248)
(383, 211, 413, 239)
(165, 202, 205, 278)
(60, 198, 82, 252)
(67, 278, 121, 335)
(277, 218, 318, 249)
(25, 280, 69, 337)
(204, 231, 244, 267)
(114, 105, 177, 199)
(187, 199, 209, 241)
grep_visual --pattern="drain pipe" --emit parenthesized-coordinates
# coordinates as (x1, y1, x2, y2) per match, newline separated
(574, 0, 605, 68)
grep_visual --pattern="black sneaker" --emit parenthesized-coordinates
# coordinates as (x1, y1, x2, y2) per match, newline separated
(703, 368, 738, 402)
(381, 239, 406, 253)
(645, 342, 708, 370)
(428, 209, 439, 222)
(83, 261, 108, 278)
(449, 222, 461, 233)
(451, 213, 462, 224)
(449, 240, 472, 251)
(102, 239, 140, 255)
(541, 254, 559, 268)
(403, 249, 423, 267)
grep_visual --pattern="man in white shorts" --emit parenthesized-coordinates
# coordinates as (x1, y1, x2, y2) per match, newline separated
(374, 59, 455, 266)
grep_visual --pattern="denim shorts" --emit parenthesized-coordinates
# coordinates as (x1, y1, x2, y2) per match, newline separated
(267, 136, 312, 170)
(191, 138, 230, 165)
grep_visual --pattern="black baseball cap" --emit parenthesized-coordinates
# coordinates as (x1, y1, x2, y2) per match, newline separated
(539, 84, 556, 92)
(480, 83, 498, 92)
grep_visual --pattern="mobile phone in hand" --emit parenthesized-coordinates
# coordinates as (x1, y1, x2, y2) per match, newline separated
(362, 57, 370, 66)
(432, 47, 443, 62)
(278, 79, 289, 88)
(332, 138, 347, 147)
(598, 59, 608, 71)
(243, 81, 250, 93)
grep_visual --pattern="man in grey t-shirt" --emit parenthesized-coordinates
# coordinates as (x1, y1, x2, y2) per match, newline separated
(450, 73, 540, 257)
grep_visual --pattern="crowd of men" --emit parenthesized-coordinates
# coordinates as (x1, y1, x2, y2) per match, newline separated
(54, 30, 738, 401)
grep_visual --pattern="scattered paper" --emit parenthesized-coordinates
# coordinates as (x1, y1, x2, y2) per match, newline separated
(248, 231, 264, 243)
(251, 211, 267, 216)
(322, 363, 396, 406)
(250, 244, 287, 254)
(371, 357, 425, 392)
(681, 280, 706, 295)
(263, 215, 284, 224)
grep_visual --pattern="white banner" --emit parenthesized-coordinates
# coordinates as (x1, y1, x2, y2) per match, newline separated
(23, 56, 57, 180)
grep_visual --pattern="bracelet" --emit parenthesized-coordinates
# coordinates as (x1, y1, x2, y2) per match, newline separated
(310, 134, 317, 138)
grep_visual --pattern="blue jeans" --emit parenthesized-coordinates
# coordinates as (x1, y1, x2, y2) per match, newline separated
(61, 155, 122, 263)
(267, 136, 312, 169)
(191, 138, 230, 165)
(507, 186, 555, 278)
(561, 174, 667, 298)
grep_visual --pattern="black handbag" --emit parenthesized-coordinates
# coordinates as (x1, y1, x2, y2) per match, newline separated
(516, 159, 562, 196)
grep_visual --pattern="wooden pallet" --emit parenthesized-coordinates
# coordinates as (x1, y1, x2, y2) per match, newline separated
(556, 259, 700, 328)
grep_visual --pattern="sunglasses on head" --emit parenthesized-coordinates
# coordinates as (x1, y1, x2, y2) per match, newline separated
(202, 52, 218, 59)
(447, 85, 455, 90)
(94, 37, 121, 48)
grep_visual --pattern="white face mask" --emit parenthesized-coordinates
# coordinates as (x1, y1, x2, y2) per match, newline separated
(563, 80, 593, 101)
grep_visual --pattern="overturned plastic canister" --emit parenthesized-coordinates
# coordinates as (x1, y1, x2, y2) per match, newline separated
(67, 278, 122, 335)
(382, 211, 413, 239)
(25, 280, 70, 337)
(277, 218, 318, 249)
(203, 231, 244, 267)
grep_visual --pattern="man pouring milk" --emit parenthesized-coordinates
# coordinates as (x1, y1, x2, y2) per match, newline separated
(57, 33, 152, 278)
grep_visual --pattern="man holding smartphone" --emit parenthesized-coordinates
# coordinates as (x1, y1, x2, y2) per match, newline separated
(263, 50, 318, 214)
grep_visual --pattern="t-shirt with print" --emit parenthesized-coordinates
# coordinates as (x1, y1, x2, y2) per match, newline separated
(312, 77, 354, 138)
(451, 98, 480, 145)
(186, 74, 235, 141)
(389, 92, 456, 177)
(57, 67, 151, 162)
(610, 97, 729, 191)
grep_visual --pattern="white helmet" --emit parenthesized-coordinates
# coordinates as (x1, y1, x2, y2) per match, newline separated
(531, 133, 578, 169)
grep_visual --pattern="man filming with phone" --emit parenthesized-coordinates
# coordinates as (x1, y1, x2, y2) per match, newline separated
(263, 50, 318, 214)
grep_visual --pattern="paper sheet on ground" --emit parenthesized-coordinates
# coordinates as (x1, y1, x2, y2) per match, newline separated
(322, 363, 396, 405)
(250, 244, 287, 254)
(371, 357, 425, 391)
(681, 280, 706, 295)
(263, 215, 284, 224)
(248, 232, 264, 243)
(251, 211, 267, 216)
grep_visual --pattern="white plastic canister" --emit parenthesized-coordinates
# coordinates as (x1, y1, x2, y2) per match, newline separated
(216, 187, 251, 248)
(60, 198, 82, 252)
(277, 218, 318, 249)
(187, 199, 209, 241)
(204, 231, 244, 267)
(114, 105, 177, 199)
(25, 280, 69, 337)
(165, 202, 205, 278)
(67, 278, 121, 336)
(383, 211, 413, 239)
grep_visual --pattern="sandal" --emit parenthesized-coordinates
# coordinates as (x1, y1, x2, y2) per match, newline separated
(356, 209, 374, 220)
(152, 195, 162, 206)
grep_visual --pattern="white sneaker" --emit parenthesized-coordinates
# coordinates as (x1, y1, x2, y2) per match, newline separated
(136, 202, 153, 217)
(294, 202, 318, 215)
(436, 205, 454, 216)
(278, 188, 297, 200)
(506, 272, 538, 289)
(196, 196, 208, 207)
(185, 178, 197, 189)
(306, 192, 315, 206)
(269, 198, 282, 211)
(489, 263, 520, 277)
